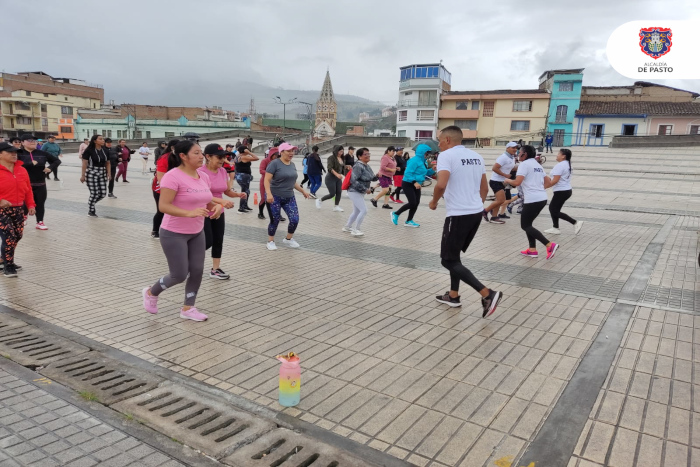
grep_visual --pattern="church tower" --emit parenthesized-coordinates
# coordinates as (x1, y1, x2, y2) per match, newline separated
(314, 70, 337, 137)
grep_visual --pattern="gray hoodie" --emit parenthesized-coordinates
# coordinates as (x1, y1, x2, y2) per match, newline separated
(348, 161, 375, 193)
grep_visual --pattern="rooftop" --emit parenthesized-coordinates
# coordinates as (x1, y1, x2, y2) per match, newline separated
(583, 81, 700, 98)
(576, 100, 700, 116)
(444, 89, 549, 96)
(538, 68, 585, 81)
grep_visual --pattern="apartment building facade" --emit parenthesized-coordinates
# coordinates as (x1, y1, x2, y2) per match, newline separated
(0, 71, 103, 140)
(539, 69, 584, 147)
(438, 89, 550, 147)
(396, 63, 451, 141)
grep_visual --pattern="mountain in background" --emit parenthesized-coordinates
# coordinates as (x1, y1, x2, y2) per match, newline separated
(107, 79, 388, 122)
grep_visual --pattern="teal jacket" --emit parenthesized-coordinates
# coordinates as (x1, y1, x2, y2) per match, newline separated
(402, 144, 430, 184)
(41, 141, 62, 157)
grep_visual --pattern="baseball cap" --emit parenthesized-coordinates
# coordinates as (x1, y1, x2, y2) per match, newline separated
(0, 142, 19, 153)
(506, 142, 519, 148)
(19, 134, 36, 141)
(268, 146, 280, 157)
(278, 142, 298, 152)
(203, 143, 227, 156)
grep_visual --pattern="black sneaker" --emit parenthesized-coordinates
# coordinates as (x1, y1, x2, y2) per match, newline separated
(498, 213, 510, 219)
(3, 264, 17, 278)
(258, 213, 266, 220)
(280, 217, 287, 222)
(481, 290, 503, 318)
(482, 210, 489, 222)
(10, 263, 21, 270)
(244, 207, 253, 212)
(108, 193, 117, 198)
(371, 199, 378, 208)
(382, 204, 392, 209)
(88, 212, 98, 218)
(209, 268, 230, 280)
(151, 232, 160, 239)
(54, 178, 60, 182)
(436, 292, 461, 308)
(489, 217, 505, 224)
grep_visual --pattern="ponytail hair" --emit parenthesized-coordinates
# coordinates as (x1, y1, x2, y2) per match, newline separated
(560, 148, 572, 173)
(168, 140, 196, 171)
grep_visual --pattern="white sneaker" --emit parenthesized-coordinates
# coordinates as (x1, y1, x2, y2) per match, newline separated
(283, 238, 300, 248)
(316, 199, 322, 209)
(351, 229, 364, 237)
(266, 241, 277, 251)
(342, 226, 353, 233)
(333, 206, 344, 212)
(544, 228, 561, 234)
(574, 221, 584, 235)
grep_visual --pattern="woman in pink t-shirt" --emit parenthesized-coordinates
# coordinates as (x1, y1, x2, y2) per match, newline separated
(142, 140, 223, 322)
(370, 146, 397, 209)
(197, 143, 247, 280)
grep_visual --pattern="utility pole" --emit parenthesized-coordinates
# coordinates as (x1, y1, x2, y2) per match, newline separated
(299, 101, 314, 147)
(273, 96, 296, 138)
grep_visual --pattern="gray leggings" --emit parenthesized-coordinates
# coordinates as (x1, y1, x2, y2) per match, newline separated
(321, 174, 342, 205)
(150, 228, 205, 306)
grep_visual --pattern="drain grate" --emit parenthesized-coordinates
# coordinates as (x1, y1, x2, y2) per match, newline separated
(0, 327, 89, 366)
(40, 355, 164, 405)
(0, 314, 29, 332)
(223, 429, 375, 467)
(114, 385, 276, 459)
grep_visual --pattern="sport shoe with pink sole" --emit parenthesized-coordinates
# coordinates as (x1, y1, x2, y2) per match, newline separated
(546, 243, 559, 260)
(520, 249, 538, 258)
(180, 307, 208, 321)
(142, 287, 158, 314)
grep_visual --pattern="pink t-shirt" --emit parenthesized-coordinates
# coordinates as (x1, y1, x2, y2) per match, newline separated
(379, 155, 397, 178)
(197, 166, 228, 199)
(159, 168, 212, 234)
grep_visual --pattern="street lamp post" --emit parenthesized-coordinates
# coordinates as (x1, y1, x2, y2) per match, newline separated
(299, 101, 314, 148)
(273, 97, 297, 138)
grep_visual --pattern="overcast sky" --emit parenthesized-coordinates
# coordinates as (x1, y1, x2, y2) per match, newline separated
(3, 0, 698, 110)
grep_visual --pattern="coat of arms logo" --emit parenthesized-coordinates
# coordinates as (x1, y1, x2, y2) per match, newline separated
(639, 27, 672, 59)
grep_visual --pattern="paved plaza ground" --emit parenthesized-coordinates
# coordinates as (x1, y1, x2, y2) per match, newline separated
(1, 142, 699, 466)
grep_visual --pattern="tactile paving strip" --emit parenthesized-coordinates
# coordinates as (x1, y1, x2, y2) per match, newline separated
(0, 326, 89, 367)
(39, 354, 164, 405)
(114, 384, 276, 459)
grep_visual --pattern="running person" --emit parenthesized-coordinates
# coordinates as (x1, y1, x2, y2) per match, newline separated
(258, 147, 285, 222)
(198, 143, 246, 280)
(0, 142, 35, 277)
(391, 151, 408, 203)
(264, 143, 310, 250)
(316, 145, 347, 212)
(504, 145, 559, 259)
(234, 144, 259, 213)
(483, 142, 518, 224)
(391, 144, 429, 228)
(115, 140, 134, 182)
(105, 138, 119, 198)
(343, 148, 374, 237)
(139, 142, 151, 174)
(16, 134, 61, 231)
(306, 146, 325, 199)
(429, 126, 502, 317)
(544, 149, 583, 235)
(80, 135, 111, 217)
(142, 140, 223, 322)
(152, 139, 179, 238)
(371, 146, 397, 209)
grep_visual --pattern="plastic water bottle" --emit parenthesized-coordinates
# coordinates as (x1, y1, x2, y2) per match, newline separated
(276, 352, 300, 407)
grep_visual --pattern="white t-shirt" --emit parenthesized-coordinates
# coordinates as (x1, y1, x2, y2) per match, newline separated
(516, 158, 548, 203)
(436, 145, 486, 217)
(490, 152, 515, 182)
(139, 147, 150, 157)
(550, 161, 572, 192)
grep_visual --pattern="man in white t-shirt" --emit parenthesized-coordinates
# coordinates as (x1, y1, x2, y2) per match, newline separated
(483, 142, 518, 224)
(429, 126, 503, 318)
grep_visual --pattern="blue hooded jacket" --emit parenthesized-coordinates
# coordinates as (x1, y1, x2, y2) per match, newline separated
(402, 144, 430, 184)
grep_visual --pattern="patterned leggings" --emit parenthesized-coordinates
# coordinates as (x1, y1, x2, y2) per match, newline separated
(0, 207, 25, 265)
(268, 196, 299, 237)
(86, 167, 107, 214)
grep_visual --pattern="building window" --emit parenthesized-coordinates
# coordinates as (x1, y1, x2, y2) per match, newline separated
(135, 131, 142, 139)
(590, 125, 604, 138)
(61, 106, 73, 115)
(416, 110, 435, 121)
(510, 120, 530, 131)
(553, 129, 565, 146)
(17, 117, 32, 125)
(418, 90, 436, 106)
(397, 130, 406, 137)
(658, 125, 672, 135)
(25, 91, 31, 97)
(471, 101, 480, 110)
(555, 105, 568, 123)
(43, 93, 49, 97)
(93, 129, 98, 136)
(41, 118, 48, 127)
(483, 101, 494, 117)
(16, 102, 30, 111)
(454, 120, 477, 130)
(622, 124, 636, 136)
(59, 126, 72, 134)
(415, 130, 433, 140)
(690, 125, 699, 135)
(117, 130, 122, 138)
(65, 97, 68, 101)
(40, 104, 47, 112)
(480, 138, 491, 146)
(146, 131, 151, 139)
(106, 130, 112, 137)
(165, 132, 175, 137)
(558, 82, 574, 92)
(456, 101, 469, 110)
(513, 100, 533, 112)
(398, 110, 407, 122)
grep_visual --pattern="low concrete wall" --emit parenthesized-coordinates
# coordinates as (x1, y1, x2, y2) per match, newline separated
(312, 136, 412, 154)
(610, 134, 700, 148)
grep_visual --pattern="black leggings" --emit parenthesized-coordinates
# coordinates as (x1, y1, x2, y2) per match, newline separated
(393, 185, 403, 200)
(300, 174, 309, 187)
(108, 165, 117, 194)
(549, 190, 576, 228)
(152, 191, 164, 234)
(204, 213, 225, 259)
(321, 174, 342, 205)
(395, 181, 421, 221)
(521, 200, 550, 249)
(441, 258, 485, 293)
(31, 185, 47, 223)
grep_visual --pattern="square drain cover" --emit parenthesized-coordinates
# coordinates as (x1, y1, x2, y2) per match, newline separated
(0, 327, 89, 366)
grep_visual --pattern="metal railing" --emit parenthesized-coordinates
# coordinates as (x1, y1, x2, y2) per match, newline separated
(397, 100, 438, 108)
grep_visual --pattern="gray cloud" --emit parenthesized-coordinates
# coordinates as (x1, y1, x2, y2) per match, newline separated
(2, 0, 697, 111)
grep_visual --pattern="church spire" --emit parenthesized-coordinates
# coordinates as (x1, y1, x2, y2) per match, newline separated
(314, 70, 337, 137)
(318, 70, 335, 102)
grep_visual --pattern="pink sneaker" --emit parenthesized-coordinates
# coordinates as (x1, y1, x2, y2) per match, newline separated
(180, 307, 208, 322)
(520, 249, 538, 257)
(36, 222, 48, 230)
(142, 287, 158, 314)
(546, 243, 559, 260)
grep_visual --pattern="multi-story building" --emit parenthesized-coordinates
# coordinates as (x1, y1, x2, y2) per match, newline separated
(0, 71, 103, 140)
(438, 89, 550, 147)
(539, 69, 584, 147)
(381, 107, 395, 118)
(396, 63, 451, 141)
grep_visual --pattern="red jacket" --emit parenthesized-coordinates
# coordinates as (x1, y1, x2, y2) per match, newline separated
(0, 161, 36, 208)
